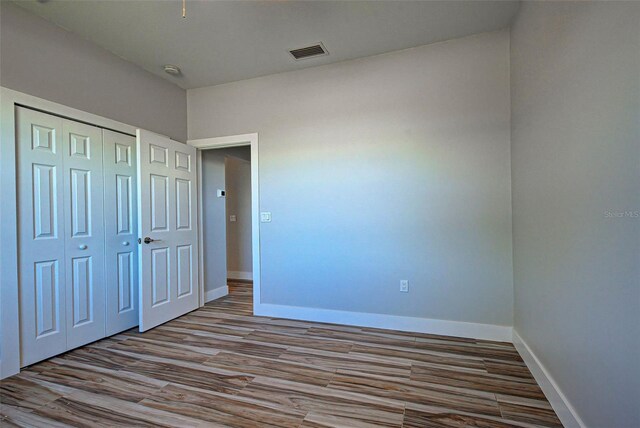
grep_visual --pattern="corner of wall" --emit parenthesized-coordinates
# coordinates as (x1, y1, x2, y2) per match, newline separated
(512, 330, 586, 428)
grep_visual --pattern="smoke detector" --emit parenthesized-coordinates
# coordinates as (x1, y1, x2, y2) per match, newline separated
(163, 64, 182, 76)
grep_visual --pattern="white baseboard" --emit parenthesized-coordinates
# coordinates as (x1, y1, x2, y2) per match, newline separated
(205, 286, 229, 303)
(512, 330, 585, 428)
(254, 303, 513, 342)
(228, 271, 253, 281)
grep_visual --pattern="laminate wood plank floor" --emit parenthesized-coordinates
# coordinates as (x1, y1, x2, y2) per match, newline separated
(1, 282, 562, 427)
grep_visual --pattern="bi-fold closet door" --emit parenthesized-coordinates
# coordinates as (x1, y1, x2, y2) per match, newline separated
(103, 129, 138, 336)
(17, 107, 138, 366)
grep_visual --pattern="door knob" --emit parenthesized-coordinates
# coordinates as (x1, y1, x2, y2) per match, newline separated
(78, 244, 88, 250)
(142, 237, 155, 244)
(122, 241, 130, 246)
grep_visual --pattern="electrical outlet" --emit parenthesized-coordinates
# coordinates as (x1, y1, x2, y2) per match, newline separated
(400, 280, 409, 292)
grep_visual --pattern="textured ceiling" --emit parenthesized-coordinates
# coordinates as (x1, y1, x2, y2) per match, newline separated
(15, 0, 520, 89)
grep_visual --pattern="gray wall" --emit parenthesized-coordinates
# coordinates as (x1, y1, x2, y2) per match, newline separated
(202, 147, 251, 293)
(189, 30, 514, 326)
(511, 2, 640, 427)
(202, 150, 228, 294)
(0, 2, 187, 142)
(226, 156, 253, 276)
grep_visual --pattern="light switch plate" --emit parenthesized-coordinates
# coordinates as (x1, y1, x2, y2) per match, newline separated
(260, 212, 272, 223)
(229, 215, 237, 222)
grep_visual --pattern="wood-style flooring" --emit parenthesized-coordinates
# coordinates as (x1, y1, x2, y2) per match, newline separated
(1, 282, 562, 427)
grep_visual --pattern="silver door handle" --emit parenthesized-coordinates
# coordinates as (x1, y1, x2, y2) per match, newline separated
(78, 244, 88, 250)
(122, 241, 130, 246)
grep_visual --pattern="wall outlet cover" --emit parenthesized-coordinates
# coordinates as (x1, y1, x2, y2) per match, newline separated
(400, 280, 409, 292)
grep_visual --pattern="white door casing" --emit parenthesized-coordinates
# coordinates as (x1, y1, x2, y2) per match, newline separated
(103, 130, 138, 335)
(16, 107, 67, 366)
(62, 120, 106, 349)
(137, 130, 199, 331)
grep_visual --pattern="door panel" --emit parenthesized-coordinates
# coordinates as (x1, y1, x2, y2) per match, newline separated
(70, 168, 91, 236)
(116, 175, 132, 234)
(177, 244, 193, 297)
(117, 252, 134, 312)
(137, 130, 199, 331)
(151, 247, 170, 306)
(150, 174, 169, 231)
(34, 260, 61, 337)
(149, 144, 168, 165)
(63, 120, 106, 349)
(70, 134, 90, 158)
(175, 151, 191, 172)
(176, 178, 192, 230)
(103, 130, 139, 335)
(71, 256, 93, 326)
(32, 164, 58, 239)
(17, 107, 67, 366)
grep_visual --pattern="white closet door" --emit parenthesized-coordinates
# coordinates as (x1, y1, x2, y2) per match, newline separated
(137, 129, 199, 331)
(103, 130, 138, 335)
(17, 107, 67, 366)
(62, 120, 106, 349)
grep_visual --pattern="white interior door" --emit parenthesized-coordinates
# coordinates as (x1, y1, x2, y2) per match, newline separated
(137, 129, 199, 331)
(17, 107, 67, 366)
(103, 130, 138, 335)
(62, 120, 106, 349)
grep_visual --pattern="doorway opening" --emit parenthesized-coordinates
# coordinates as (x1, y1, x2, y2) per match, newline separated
(191, 133, 260, 315)
(201, 146, 253, 305)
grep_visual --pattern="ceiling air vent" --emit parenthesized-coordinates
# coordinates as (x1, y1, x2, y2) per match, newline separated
(289, 43, 328, 60)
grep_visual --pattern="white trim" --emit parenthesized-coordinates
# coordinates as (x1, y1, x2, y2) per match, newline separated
(0, 87, 138, 380)
(512, 330, 586, 428)
(1, 88, 137, 135)
(205, 286, 229, 303)
(196, 151, 205, 307)
(0, 89, 20, 379)
(254, 303, 513, 343)
(189, 134, 258, 149)
(188, 133, 261, 314)
(228, 271, 253, 281)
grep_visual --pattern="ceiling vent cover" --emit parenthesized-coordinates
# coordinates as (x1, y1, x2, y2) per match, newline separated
(289, 43, 328, 60)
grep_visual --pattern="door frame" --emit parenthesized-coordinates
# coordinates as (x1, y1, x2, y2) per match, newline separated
(0, 87, 136, 379)
(187, 134, 261, 312)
